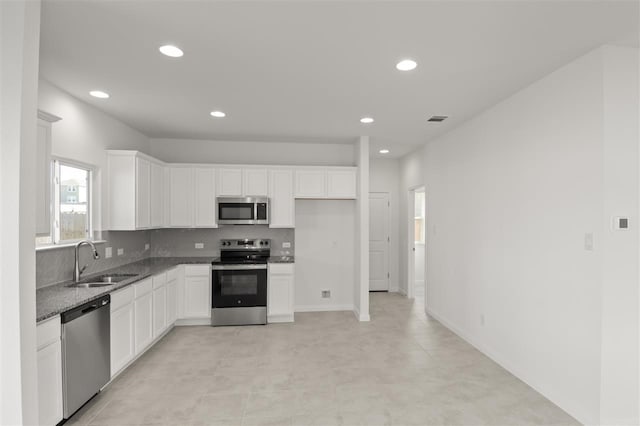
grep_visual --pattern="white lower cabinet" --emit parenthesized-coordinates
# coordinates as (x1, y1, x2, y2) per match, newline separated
(110, 286, 135, 377)
(37, 316, 63, 426)
(134, 278, 154, 355)
(152, 273, 167, 337)
(183, 265, 211, 319)
(267, 263, 295, 323)
(166, 269, 178, 325)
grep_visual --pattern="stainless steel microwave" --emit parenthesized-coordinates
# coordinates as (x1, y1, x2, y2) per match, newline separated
(217, 197, 269, 225)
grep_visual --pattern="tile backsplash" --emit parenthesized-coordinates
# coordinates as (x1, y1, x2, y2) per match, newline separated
(36, 230, 151, 288)
(36, 227, 294, 288)
(150, 226, 295, 258)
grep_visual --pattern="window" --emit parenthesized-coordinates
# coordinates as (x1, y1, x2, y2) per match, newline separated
(414, 191, 425, 244)
(36, 160, 92, 246)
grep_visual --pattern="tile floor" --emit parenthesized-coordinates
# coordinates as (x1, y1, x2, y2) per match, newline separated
(68, 293, 579, 426)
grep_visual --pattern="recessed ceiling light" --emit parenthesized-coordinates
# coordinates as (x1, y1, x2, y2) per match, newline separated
(379, 149, 390, 154)
(89, 90, 109, 99)
(360, 117, 374, 124)
(210, 111, 226, 118)
(396, 59, 417, 71)
(159, 45, 184, 58)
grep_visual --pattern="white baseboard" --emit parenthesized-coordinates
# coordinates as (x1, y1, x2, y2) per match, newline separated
(425, 308, 589, 425)
(295, 304, 353, 312)
(268, 313, 294, 323)
(352, 305, 370, 322)
(398, 288, 407, 296)
(175, 318, 211, 326)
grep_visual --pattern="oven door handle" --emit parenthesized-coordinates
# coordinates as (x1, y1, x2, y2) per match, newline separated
(211, 264, 268, 270)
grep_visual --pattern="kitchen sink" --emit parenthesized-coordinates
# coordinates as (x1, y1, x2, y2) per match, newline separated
(67, 273, 138, 288)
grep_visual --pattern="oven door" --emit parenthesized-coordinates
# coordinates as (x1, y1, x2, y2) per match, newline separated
(212, 265, 267, 308)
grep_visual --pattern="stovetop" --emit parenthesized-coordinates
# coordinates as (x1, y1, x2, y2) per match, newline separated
(211, 258, 268, 265)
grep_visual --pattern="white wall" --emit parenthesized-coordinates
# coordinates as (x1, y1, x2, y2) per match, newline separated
(38, 80, 150, 231)
(599, 46, 639, 424)
(369, 158, 401, 291)
(0, 1, 41, 423)
(294, 200, 355, 311)
(399, 46, 639, 425)
(150, 138, 355, 166)
(398, 147, 425, 295)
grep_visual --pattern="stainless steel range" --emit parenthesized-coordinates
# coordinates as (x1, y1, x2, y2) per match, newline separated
(211, 239, 270, 326)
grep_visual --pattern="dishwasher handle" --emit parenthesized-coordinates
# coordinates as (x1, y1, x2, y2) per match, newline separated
(61, 295, 110, 323)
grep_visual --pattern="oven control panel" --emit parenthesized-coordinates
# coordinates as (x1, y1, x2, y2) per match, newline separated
(220, 239, 271, 249)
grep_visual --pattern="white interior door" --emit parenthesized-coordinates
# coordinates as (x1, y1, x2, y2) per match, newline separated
(369, 193, 389, 291)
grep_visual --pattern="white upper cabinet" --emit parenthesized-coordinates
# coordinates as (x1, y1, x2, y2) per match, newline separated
(294, 168, 357, 199)
(326, 168, 357, 199)
(295, 169, 326, 198)
(150, 162, 164, 228)
(168, 166, 193, 227)
(269, 169, 294, 228)
(217, 167, 268, 197)
(108, 151, 164, 230)
(194, 168, 217, 228)
(135, 157, 151, 229)
(243, 168, 269, 197)
(217, 168, 243, 197)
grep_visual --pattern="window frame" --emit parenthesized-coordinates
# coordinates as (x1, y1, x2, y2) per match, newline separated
(52, 158, 94, 245)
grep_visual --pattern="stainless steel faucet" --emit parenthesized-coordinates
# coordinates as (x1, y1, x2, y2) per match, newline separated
(74, 240, 100, 282)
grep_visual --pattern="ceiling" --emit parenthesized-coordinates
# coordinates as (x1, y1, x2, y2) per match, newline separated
(39, 1, 638, 158)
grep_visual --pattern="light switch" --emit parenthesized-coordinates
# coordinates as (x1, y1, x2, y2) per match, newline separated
(195, 243, 204, 249)
(282, 242, 291, 248)
(584, 233, 594, 251)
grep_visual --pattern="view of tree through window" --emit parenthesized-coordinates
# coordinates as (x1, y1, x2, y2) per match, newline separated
(58, 163, 89, 242)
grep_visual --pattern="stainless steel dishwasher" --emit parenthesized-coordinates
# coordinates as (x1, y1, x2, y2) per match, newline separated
(61, 294, 111, 419)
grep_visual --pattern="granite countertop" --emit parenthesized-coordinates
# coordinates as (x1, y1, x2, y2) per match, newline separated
(36, 257, 212, 323)
(36, 255, 295, 323)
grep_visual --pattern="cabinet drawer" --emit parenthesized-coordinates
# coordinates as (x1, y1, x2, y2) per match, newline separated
(184, 264, 210, 277)
(268, 263, 294, 275)
(134, 278, 153, 298)
(152, 272, 167, 289)
(166, 267, 178, 282)
(111, 286, 134, 311)
(37, 315, 61, 350)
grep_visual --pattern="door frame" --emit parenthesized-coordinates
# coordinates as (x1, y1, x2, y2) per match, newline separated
(369, 191, 390, 292)
(407, 185, 426, 305)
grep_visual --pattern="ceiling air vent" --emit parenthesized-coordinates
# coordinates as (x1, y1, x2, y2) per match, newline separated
(427, 115, 448, 122)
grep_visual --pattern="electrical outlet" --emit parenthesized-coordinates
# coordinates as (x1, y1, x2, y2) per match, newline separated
(321, 290, 331, 298)
(195, 243, 204, 249)
(144, 243, 150, 251)
(282, 242, 291, 249)
(117, 248, 124, 256)
(105, 247, 112, 259)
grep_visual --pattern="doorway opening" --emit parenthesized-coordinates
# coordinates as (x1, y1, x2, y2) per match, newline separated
(408, 186, 426, 309)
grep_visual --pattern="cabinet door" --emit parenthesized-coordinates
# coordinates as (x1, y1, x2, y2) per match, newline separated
(166, 279, 177, 325)
(136, 157, 151, 229)
(150, 162, 164, 228)
(295, 170, 326, 198)
(153, 286, 167, 337)
(326, 169, 357, 199)
(36, 119, 52, 235)
(194, 168, 217, 227)
(184, 276, 211, 318)
(217, 168, 243, 197)
(243, 168, 268, 196)
(37, 341, 63, 426)
(110, 303, 134, 376)
(169, 167, 193, 227)
(134, 292, 153, 355)
(269, 169, 294, 228)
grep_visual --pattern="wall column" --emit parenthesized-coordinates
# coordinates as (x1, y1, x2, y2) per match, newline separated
(354, 136, 370, 321)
